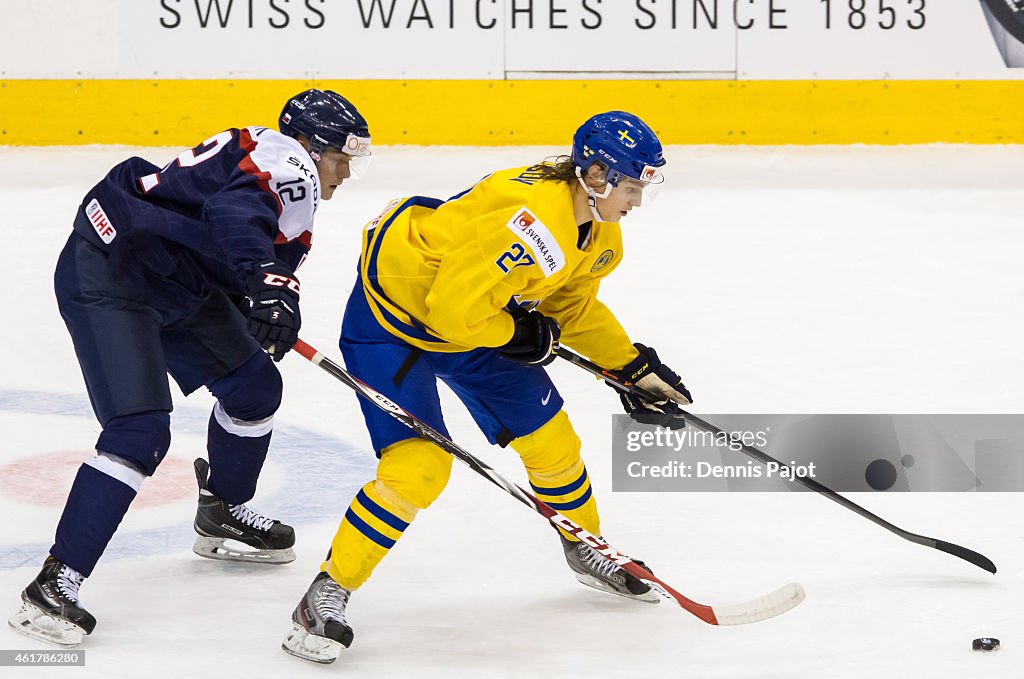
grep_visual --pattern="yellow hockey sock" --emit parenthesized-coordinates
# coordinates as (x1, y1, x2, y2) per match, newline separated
(511, 410, 601, 540)
(324, 439, 452, 590)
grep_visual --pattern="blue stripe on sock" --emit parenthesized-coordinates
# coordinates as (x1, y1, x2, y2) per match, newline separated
(344, 508, 396, 549)
(541, 484, 593, 511)
(356, 489, 410, 532)
(530, 468, 589, 497)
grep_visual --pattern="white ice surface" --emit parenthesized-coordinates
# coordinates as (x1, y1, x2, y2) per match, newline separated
(0, 144, 1021, 677)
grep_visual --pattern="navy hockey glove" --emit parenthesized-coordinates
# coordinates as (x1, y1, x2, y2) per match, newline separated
(616, 344, 692, 429)
(498, 309, 561, 366)
(245, 260, 301, 362)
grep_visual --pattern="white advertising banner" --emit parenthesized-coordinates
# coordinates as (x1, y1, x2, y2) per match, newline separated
(737, 0, 1021, 78)
(0, 0, 1020, 79)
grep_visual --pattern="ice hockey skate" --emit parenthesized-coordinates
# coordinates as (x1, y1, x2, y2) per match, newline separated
(8, 556, 96, 647)
(282, 571, 354, 664)
(561, 536, 660, 603)
(192, 458, 296, 564)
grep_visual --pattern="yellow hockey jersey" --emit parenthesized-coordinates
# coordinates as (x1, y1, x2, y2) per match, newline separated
(358, 165, 638, 369)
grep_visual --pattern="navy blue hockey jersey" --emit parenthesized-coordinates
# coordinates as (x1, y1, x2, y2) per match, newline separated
(75, 126, 320, 306)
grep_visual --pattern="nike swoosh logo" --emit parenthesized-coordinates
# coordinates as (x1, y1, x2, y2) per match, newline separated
(541, 389, 552, 406)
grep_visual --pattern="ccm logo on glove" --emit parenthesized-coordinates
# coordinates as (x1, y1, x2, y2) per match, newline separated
(245, 260, 302, 362)
(615, 343, 692, 430)
(260, 272, 300, 294)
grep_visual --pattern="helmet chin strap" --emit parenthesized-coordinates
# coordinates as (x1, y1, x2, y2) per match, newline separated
(585, 194, 603, 222)
(575, 167, 611, 222)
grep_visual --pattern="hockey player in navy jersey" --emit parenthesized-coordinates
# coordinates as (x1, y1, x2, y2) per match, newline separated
(8, 89, 372, 647)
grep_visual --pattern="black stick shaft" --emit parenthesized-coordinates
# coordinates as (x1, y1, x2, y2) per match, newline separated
(555, 346, 997, 574)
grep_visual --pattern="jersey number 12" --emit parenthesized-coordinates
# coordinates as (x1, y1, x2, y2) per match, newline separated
(138, 131, 234, 193)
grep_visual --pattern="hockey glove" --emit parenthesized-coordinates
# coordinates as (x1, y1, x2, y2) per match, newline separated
(497, 309, 561, 366)
(244, 260, 301, 362)
(616, 343, 692, 429)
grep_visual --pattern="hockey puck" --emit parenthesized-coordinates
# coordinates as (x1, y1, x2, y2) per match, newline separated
(972, 637, 1000, 651)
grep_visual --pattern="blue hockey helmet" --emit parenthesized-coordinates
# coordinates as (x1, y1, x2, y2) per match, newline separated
(571, 111, 665, 192)
(279, 89, 371, 166)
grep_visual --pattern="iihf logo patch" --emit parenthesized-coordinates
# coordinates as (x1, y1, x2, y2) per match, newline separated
(85, 199, 116, 244)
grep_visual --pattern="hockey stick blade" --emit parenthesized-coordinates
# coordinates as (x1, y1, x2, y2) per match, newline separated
(632, 568, 805, 625)
(931, 540, 997, 574)
(293, 339, 804, 626)
(708, 583, 806, 626)
(556, 346, 997, 575)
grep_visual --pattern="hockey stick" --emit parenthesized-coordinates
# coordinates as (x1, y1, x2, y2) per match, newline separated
(555, 346, 998, 575)
(293, 338, 804, 626)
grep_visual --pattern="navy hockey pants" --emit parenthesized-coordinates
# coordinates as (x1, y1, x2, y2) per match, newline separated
(55, 233, 260, 421)
(50, 232, 281, 574)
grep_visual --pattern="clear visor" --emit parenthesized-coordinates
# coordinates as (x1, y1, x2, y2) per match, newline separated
(605, 167, 665, 207)
(343, 134, 372, 179)
(347, 153, 372, 179)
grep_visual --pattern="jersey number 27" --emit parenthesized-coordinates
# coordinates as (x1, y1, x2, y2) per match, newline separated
(496, 242, 535, 274)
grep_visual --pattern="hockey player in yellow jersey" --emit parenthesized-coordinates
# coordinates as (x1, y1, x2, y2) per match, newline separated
(282, 112, 693, 663)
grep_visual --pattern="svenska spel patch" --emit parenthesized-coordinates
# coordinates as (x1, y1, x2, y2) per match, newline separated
(506, 207, 565, 277)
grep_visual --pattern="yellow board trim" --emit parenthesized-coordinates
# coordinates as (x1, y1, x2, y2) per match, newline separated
(2, 79, 1022, 146)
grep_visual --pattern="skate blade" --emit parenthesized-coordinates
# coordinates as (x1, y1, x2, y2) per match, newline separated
(574, 573, 661, 604)
(281, 622, 343, 664)
(8, 602, 87, 647)
(192, 536, 296, 565)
